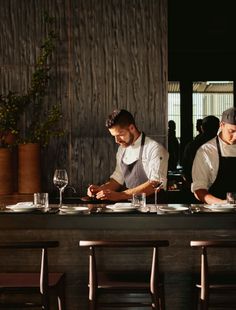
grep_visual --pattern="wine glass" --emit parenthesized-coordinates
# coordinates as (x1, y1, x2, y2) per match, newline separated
(149, 179, 164, 211)
(53, 169, 68, 207)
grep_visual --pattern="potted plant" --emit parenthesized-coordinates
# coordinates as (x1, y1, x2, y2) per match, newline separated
(17, 14, 63, 194)
(0, 13, 63, 194)
(0, 91, 29, 194)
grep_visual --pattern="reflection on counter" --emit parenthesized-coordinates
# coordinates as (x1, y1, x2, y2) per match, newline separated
(167, 170, 198, 204)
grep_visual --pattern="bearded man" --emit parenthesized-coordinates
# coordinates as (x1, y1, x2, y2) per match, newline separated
(87, 109, 169, 202)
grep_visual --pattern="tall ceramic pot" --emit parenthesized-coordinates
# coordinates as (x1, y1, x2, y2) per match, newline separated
(0, 148, 14, 194)
(18, 143, 41, 193)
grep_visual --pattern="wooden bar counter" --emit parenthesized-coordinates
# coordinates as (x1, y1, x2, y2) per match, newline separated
(0, 202, 236, 309)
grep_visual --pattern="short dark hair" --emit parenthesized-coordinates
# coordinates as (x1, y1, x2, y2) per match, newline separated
(168, 120, 176, 130)
(105, 109, 135, 128)
(196, 119, 203, 131)
(202, 115, 219, 134)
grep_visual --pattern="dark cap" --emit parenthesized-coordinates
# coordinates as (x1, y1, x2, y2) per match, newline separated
(221, 107, 236, 125)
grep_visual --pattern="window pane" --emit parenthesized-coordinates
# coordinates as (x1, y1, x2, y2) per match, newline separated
(168, 81, 234, 139)
(168, 84, 180, 139)
(192, 81, 233, 137)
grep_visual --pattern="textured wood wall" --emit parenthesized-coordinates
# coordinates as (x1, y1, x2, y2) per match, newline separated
(0, 0, 168, 196)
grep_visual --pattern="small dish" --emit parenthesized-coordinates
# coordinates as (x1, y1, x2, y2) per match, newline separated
(113, 203, 132, 208)
(59, 206, 89, 214)
(204, 204, 235, 212)
(159, 205, 188, 213)
(6, 202, 37, 212)
(106, 203, 137, 212)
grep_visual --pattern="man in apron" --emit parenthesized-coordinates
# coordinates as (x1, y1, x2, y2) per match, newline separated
(192, 107, 236, 204)
(87, 109, 169, 202)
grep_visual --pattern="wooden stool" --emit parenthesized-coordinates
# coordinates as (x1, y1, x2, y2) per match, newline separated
(79, 240, 169, 310)
(191, 240, 236, 310)
(0, 241, 66, 309)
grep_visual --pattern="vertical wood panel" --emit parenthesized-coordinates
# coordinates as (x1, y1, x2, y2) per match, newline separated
(70, 0, 168, 194)
(0, 0, 168, 196)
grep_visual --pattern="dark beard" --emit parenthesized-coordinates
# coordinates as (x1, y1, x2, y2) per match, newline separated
(120, 132, 135, 147)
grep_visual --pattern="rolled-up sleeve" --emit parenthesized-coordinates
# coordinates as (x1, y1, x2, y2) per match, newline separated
(191, 148, 213, 192)
(145, 142, 169, 188)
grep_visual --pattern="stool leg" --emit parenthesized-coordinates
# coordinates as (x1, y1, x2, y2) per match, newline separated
(42, 293, 50, 310)
(199, 299, 208, 310)
(88, 246, 97, 310)
(151, 288, 164, 310)
(57, 276, 66, 310)
(89, 300, 96, 310)
(151, 293, 160, 309)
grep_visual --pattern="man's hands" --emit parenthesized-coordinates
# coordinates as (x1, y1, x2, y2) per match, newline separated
(194, 189, 227, 204)
(87, 179, 125, 201)
(87, 185, 128, 201)
(87, 179, 156, 202)
(87, 184, 100, 197)
(96, 189, 128, 201)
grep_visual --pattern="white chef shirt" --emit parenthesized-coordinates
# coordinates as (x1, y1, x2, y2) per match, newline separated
(191, 135, 236, 192)
(110, 133, 169, 188)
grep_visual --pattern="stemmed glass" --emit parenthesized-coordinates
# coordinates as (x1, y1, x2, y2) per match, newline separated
(149, 179, 164, 212)
(53, 169, 68, 207)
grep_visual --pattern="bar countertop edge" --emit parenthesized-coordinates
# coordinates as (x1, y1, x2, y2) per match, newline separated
(0, 212, 236, 230)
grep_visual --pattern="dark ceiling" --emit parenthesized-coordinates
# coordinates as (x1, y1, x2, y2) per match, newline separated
(168, 0, 236, 81)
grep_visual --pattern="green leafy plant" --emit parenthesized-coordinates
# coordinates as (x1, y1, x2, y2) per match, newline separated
(0, 92, 29, 146)
(0, 13, 63, 147)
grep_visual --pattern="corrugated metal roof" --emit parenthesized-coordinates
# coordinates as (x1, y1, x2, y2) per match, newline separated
(169, 81, 233, 93)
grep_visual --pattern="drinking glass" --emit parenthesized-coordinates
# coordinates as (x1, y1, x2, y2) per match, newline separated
(53, 169, 68, 207)
(149, 179, 164, 211)
(34, 192, 49, 211)
(132, 193, 147, 212)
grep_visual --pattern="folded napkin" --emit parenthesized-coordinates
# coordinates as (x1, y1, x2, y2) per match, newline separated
(16, 202, 33, 206)
(7, 202, 35, 210)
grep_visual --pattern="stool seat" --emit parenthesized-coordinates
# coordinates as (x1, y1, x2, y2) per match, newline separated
(97, 270, 164, 290)
(79, 240, 169, 310)
(0, 272, 64, 288)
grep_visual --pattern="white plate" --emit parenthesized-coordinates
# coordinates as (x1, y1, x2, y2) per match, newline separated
(204, 204, 235, 212)
(106, 203, 137, 212)
(59, 206, 89, 214)
(6, 202, 37, 212)
(159, 206, 188, 213)
(113, 203, 132, 208)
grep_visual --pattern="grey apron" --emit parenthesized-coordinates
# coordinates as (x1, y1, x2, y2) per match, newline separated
(120, 133, 165, 203)
(120, 133, 148, 188)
